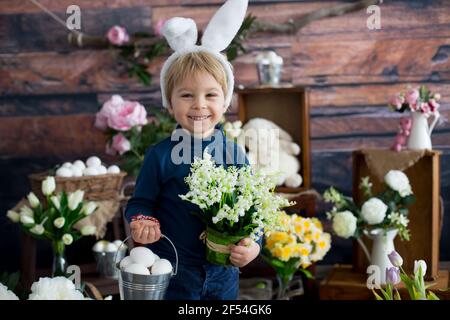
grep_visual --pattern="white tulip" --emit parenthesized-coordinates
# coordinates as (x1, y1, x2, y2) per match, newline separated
(82, 202, 97, 216)
(20, 205, 34, 218)
(27, 192, 40, 208)
(20, 215, 35, 225)
(50, 196, 61, 210)
(53, 217, 65, 229)
(68, 190, 84, 210)
(414, 260, 427, 276)
(81, 225, 96, 236)
(42, 176, 56, 196)
(7, 210, 20, 223)
(361, 198, 387, 225)
(62, 234, 73, 245)
(30, 224, 45, 235)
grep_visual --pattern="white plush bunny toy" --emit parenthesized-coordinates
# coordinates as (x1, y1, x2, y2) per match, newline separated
(159, 0, 249, 110)
(237, 118, 303, 188)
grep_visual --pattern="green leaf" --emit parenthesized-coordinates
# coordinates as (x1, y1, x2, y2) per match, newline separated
(394, 289, 402, 300)
(426, 290, 440, 300)
(372, 289, 384, 300)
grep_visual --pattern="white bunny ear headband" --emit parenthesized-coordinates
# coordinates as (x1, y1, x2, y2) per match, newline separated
(159, 0, 249, 109)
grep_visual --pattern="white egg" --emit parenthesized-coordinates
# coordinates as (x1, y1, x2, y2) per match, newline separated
(124, 263, 150, 275)
(153, 254, 160, 260)
(113, 240, 127, 251)
(73, 160, 86, 170)
(107, 165, 121, 174)
(56, 167, 73, 177)
(92, 240, 109, 252)
(151, 259, 173, 275)
(119, 256, 133, 270)
(97, 165, 107, 175)
(71, 166, 83, 177)
(86, 156, 101, 168)
(83, 167, 98, 176)
(105, 242, 118, 252)
(130, 247, 155, 268)
(62, 162, 73, 168)
(119, 256, 134, 270)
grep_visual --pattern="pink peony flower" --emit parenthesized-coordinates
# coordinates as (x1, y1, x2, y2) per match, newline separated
(394, 134, 406, 146)
(111, 133, 131, 155)
(391, 143, 402, 152)
(95, 95, 125, 131)
(107, 26, 130, 46)
(389, 95, 404, 110)
(405, 88, 419, 106)
(154, 19, 167, 37)
(399, 117, 412, 135)
(107, 100, 148, 131)
(420, 102, 430, 116)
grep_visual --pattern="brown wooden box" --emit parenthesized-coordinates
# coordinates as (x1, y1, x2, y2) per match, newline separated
(352, 149, 442, 279)
(236, 85, 311, 192)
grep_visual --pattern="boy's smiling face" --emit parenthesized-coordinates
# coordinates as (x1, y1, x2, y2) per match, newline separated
(168, 70, 226, 138)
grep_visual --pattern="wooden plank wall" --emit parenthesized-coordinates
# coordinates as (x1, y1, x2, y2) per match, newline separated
(1, 0, 449, 271)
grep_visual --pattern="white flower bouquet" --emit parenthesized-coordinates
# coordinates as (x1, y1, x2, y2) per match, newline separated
(323, 170, 415, 241)
(7, 176, 97, 276)
(179, 151, 294, 265)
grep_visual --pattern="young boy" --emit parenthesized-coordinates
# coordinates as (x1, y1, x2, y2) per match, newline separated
(124, 51, 260, 300)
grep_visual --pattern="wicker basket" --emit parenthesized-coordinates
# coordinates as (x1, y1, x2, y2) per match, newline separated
(28, 171, 127, 201)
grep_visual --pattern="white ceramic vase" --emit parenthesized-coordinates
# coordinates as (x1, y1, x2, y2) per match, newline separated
(407, 111, 440, 150)
(362, 228, 398, 285)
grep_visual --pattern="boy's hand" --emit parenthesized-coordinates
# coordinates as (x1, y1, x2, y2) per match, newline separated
(229, 238, 260, 268)
(130, 220, 161, 244)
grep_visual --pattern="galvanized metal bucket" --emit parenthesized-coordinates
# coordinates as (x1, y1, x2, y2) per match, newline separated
(115, 235, 178, 300)
(94, 248, 126, 279)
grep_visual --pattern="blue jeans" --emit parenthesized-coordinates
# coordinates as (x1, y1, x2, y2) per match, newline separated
(164, 263, 239, 300)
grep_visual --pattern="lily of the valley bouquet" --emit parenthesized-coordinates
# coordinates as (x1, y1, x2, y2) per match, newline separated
(262, 211, 331, 299)
(95, 95, 176, 176)
(324, 170, 415, 242)
(179, 151, 294, 266)
(7, 176, 97, 276)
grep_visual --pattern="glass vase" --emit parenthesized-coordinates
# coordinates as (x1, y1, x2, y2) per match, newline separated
(52, 240, 67, 277)
(275, 273, 294, 300)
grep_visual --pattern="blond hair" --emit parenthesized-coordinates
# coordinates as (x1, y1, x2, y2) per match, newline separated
(164, 51, 229, 107)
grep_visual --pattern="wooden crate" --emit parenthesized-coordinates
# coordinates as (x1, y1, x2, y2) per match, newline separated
(352, 149, 442, 279)
(236, 85, 311, 192)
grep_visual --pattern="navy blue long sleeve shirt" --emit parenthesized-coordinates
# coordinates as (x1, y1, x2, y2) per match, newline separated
(125, 124, 260, 266)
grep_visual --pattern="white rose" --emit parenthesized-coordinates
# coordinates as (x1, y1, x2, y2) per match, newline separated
(68, 190, 84, 210)
(361, 198, 387, 225)
(7, 210, 20, 223)
(0, 283, 19, 300)
(53, 217, 65, 229)
(81, 225, 96, 236)
(332, 211, 357, 238)
(384, 170, 413, 197)
(414, 260, 427, 276)
(62, 234, 73, 245)
(27, 192, 40, 208)
(42, 176, 56, 196)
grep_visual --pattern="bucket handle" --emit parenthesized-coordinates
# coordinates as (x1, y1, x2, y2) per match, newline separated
(115, 234, 178, 276)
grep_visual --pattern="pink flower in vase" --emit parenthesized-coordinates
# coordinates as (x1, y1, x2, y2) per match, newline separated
(389, 95, 404, 110)
(111, 133, 131, 155)
(405, 88, 419, 106)
(107, 26, 130, 46)
(428, 99, 440, 113)
(420, 102, 431, 117)
(399, 117, 412, 136)
(108, 100, 148, 131)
